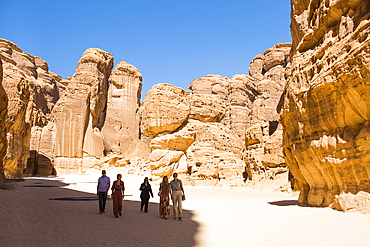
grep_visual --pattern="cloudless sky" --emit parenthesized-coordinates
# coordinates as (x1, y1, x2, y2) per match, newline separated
(0, 0, 292, 100)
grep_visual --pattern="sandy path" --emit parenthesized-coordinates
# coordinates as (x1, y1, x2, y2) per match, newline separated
(1, 173, 370, 247)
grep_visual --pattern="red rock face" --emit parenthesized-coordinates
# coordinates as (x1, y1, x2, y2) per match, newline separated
(281, 0, 370, 206)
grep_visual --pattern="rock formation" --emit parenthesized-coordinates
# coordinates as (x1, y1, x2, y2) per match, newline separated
(102, 61, 142, 155)
(141, 44, 291, 183)
(0, 39, 64, 177)
(0, 37, 291, 185)
(38, 48, 114, 174)
(331, 191, 370, 214)
(0, 59, 8, 180)
(281, 0, 370, 206)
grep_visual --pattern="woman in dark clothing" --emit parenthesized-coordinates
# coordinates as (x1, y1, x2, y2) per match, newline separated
(140, 177, 153, 212)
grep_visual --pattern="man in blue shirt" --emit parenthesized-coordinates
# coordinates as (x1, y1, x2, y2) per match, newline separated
(97, 170, 110, 214)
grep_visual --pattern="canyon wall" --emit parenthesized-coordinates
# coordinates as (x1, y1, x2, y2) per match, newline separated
(0, 59, 8, 179)
(281, 0, 370, 206)
(0, 39, 147, 177)
(0, 38, 290, 183)
(0, 39, 61, 177)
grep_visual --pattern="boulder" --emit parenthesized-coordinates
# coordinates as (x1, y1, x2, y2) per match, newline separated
(331, 191, 370, 214)
(150, 149, 187, 181)
(140, 83, 190, 138)
(188, 94, 227, 122)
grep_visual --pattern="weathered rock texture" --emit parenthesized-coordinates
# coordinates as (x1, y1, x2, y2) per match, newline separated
(102, 61, 142, 155)
(0, 39, 63, 177)
(331, 191, 370, 214)
(281, 0, 370, 206)
(243, 43, 291, 173)
(0, 39, 152, 176)
(0, 59, 8, 179)
(141, 44, 291, 182)
(40, 48, 114, 173)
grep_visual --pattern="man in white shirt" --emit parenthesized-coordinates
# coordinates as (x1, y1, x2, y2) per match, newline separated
(97, 170, 110, 214)
(169, 173, 185, 221)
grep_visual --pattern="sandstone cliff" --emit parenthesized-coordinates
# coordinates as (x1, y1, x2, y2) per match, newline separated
(102, 61, 143, 156)
(0, 59, 8, 180)
(38, 48, 114, 174)
(281, 0, 370, 206)
(0, 39, 58, 177)
(140, 43, 291, 183)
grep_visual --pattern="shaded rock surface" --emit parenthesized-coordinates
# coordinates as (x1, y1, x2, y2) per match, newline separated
(0, 59, 8, 180)
(0, 39, 62, 177)
(281, 0, 370, 206)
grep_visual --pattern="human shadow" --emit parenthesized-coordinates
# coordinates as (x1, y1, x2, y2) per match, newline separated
(268, 200, 299, 206)
(0, 178, 199, 247)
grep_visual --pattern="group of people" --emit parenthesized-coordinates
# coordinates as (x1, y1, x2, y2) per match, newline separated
(97, 170, 185, 220)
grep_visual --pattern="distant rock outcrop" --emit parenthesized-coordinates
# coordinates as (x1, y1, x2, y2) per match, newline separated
(141, 44, 291, 183)
(39, 48, 114, 174)
(102, 61, 143, 155)
(281, 0, 370, 206)
(244, 43, 291, 173)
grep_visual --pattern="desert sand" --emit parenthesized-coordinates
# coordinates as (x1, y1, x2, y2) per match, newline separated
(1, 170, 370, 247)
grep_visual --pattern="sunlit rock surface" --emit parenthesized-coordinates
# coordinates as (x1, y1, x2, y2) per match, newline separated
(102, 61, 142, 156)
(281, 0, 370, 206)
(140, 83, 191, 139)
(331, 191, 370, 214)
(141, 43, 291, 182)
(41, 48, 114, 174)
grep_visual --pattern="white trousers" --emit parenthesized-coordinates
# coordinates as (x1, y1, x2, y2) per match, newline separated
(172, 190, 182, 218)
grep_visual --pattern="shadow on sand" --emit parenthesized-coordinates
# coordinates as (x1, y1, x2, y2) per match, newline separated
(0, 178, 199, 247)
(268, 200, 299, 206)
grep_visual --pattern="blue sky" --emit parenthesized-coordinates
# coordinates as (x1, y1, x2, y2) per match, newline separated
(0, 0, 292, 100)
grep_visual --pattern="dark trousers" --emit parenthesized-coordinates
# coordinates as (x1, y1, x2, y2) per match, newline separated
(141, 199, 149, 212)
(98, 192, 107, 213)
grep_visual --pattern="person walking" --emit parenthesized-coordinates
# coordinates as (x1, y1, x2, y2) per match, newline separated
(169, 173, 185, 221)
(139, 177, 153, 213)
(111, 174, 125, 218)
(159, 176, 170, 219)
(97, 170, 110, 214)
(242, 166, 249, 183)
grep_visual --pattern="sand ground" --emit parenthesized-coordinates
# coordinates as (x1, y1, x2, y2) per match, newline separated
(1, 170, 370, 247)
